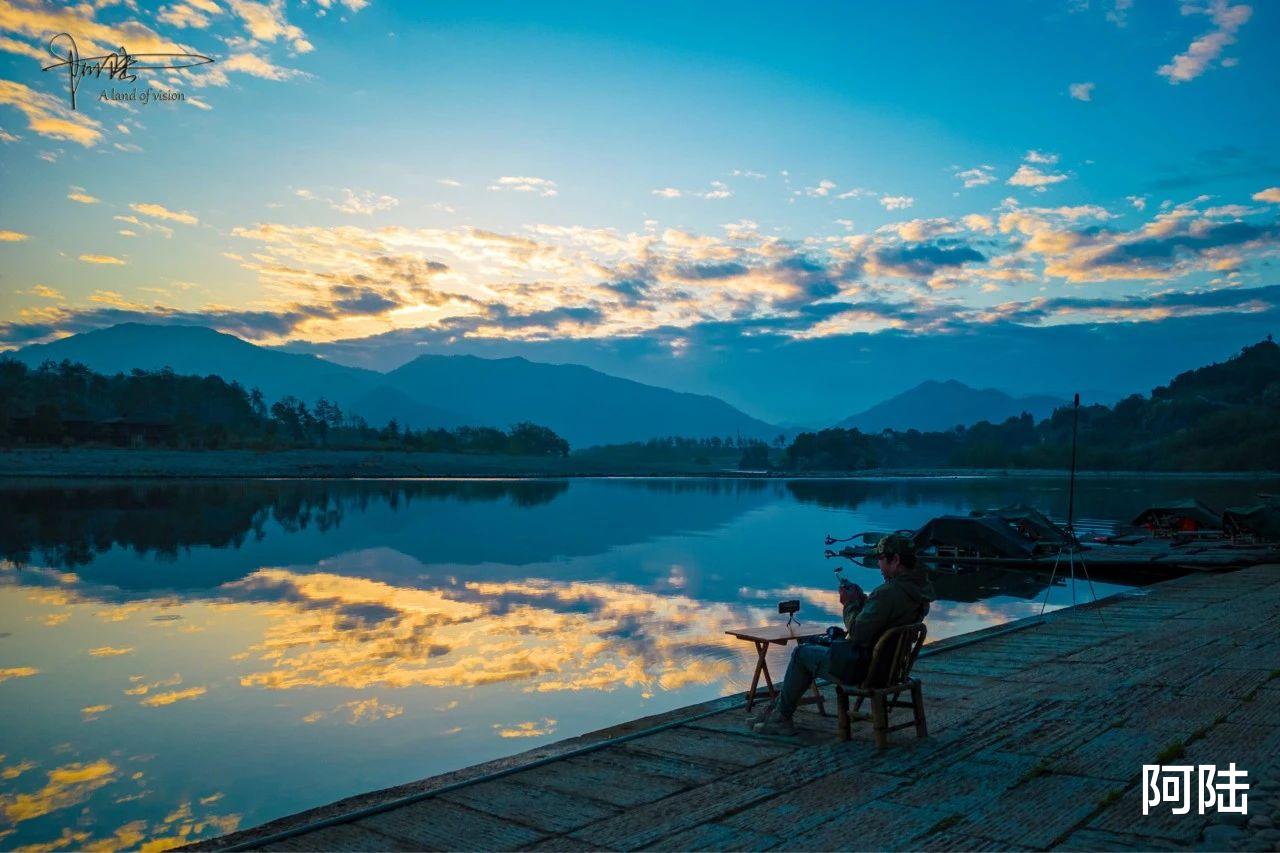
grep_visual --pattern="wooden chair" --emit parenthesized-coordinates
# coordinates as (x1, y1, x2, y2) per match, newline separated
(834, 622, 928, 748)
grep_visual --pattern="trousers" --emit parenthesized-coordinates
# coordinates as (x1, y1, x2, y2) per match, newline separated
(777, 643, 832, 718)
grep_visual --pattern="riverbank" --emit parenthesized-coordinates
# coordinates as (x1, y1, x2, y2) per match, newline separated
(194, 565, 1280, 851)
(2, 448, 1278, 479)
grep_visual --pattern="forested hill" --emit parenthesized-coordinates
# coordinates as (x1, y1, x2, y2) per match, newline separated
(785, 338, 1280, 472)
(0, 359, 570, 457)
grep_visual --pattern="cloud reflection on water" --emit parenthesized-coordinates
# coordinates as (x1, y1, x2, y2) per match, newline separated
(0, 475, 1206, 852)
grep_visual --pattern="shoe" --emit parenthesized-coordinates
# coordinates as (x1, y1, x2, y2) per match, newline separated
(752, 716, 797, 736)
(745, 700, 776, 727)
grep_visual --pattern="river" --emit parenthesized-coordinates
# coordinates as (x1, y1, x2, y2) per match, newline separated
(1, 475, 1274, 850)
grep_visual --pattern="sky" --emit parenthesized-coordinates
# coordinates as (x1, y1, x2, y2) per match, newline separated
(0, 0, 1278, 423)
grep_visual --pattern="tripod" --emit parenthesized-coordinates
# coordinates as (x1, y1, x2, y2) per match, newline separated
(1039, 393, 1104, 621)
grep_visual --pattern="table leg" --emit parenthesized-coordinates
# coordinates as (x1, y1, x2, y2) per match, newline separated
(746, 640, 768, 710)
(758, 641, 776, 698)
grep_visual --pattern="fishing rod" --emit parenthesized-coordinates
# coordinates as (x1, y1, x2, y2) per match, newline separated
(1040, 392, 1103, 619)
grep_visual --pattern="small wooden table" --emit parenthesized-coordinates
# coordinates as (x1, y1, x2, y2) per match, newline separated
(725, 624, 827, 715)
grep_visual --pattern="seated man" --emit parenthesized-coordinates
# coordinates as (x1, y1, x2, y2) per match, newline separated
(753, 533, 934, 736)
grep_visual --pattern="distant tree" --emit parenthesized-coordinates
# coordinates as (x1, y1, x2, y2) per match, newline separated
(739, 443, 770, 470)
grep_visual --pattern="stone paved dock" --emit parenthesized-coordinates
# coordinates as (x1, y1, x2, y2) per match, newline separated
(203, 565, 1280, 852)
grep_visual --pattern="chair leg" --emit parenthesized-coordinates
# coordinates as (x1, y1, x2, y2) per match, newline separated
(872, 692, 889, 749)
(911, 681, 928, 739)
(836, 686, 850, 742)
(810, 681, 827, 717)
(853, 694, 865, 713)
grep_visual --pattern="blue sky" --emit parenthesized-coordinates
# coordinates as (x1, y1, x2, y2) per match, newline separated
(0, 0, 1278, 422)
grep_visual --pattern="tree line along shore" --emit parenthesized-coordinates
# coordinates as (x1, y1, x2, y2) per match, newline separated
(1, 338, 1277, 475)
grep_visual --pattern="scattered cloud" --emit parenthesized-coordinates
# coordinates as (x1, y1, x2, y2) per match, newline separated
(954, 165, 996, 189)
(652, 181, 732, 200)
(297, 188, 399, 215)
(228, 0, 312, 52)
(0, 230, 29, 242)
(0, 80, 102, 146)
(1069, 82, 1095, 101)
(879, 195, 915, 210)
(157, 1, 221, 29)
(1253, 187, 1280, 204)
(0, 760, 116, 824)
(1024, 150, 1059, 165)
(129, 203, 199, 225)
(1008, 165, 1068, 191)
(220, 52, 308, 81)
(114, 214, 174, 238)
(302, 696, 404, 724)
(0, 667, 38, 682)
(79, 254, 127, 265)
(835, 187, 875, 200)
(88, 646, 134, 657)
(494, 718, 557, 738)
(1127, 195, 1148, 210)
(67, 187, 100, 204)
(1, 760, 37, 781)
(1158, 0, 1252, 84)
(804, 179, 837, 198)
(140, 686, 207, 707)
(488, 176, 558, 197)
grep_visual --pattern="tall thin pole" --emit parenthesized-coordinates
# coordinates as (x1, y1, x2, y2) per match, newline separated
(1066, 392, 1079, 537)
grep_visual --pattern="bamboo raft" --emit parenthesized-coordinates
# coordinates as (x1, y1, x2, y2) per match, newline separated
(195, 564, 1280, 852)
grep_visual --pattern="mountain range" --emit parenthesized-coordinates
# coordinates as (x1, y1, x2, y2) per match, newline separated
(837, 379, 1067, 433)
(8, 324, 777, 448)
(9, 323, 1095, 446)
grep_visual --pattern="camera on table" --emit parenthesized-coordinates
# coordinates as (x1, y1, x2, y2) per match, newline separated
(799, 625, 847, 646)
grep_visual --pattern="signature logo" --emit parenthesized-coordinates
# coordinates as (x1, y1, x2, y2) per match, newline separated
(41, 33, 214, 110)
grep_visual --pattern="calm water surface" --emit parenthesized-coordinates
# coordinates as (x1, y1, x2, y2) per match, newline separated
(1, 475, 1275, 850)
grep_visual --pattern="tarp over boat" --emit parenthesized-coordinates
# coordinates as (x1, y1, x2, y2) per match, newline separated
(971, 503, 1070, 546)
(913, 515, 1037, 559)
(1131, 499, 1221, 532)
(1223, 504, 1280, 542)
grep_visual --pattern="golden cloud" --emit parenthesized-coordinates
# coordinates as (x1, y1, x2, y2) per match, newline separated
(0, 229, 29, 241)
(78, 254, 127, 265)
(224, 568, 771, 699)
(0, 80, 103, 146)
(1, 759, 37, 780)
(129, 203, 199, 225)
(495, 717, 556, 738)
(140, 686, 206, 707)
(88, 646, 134, 657)
(0, 759, 116, 823)
(0, 666, 38, 682)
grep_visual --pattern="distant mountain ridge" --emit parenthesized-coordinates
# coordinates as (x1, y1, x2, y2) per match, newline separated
(837, 379, 1067, 433)
(9, 324, 776, 448)
(383, 353, 776, 448)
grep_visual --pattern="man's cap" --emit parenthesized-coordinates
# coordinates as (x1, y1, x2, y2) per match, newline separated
(874, 533, 916, 559)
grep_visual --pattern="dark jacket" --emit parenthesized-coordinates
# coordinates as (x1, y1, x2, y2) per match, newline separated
(841, 568, 935, 650)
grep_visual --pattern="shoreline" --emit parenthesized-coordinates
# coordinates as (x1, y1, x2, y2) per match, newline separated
(1, 448, 1277, 480)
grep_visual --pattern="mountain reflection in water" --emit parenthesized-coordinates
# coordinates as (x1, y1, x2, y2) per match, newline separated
(3, 475, 1267, 851)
